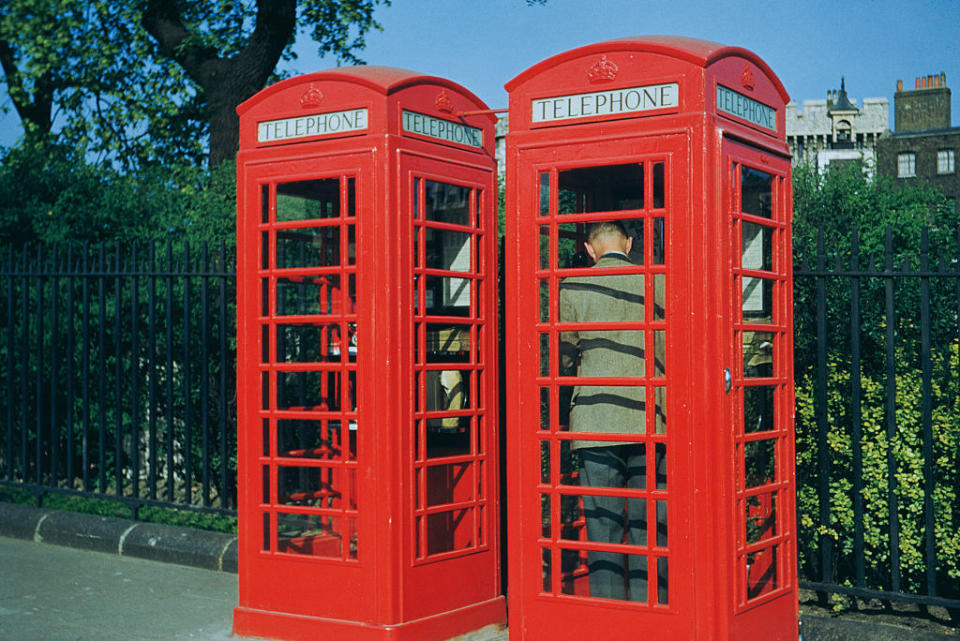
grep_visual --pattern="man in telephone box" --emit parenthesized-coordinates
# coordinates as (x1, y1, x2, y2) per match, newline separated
(559, 221, 665, 602)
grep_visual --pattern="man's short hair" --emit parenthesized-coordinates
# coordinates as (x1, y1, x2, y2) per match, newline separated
(587, 221, 629, 244)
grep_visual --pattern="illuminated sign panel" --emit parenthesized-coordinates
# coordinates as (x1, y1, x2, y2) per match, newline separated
(716, 85, 776, 132)
(402, 110, 484, 148)
(258, 108, 368, 143)
(531, 83, 679, 123)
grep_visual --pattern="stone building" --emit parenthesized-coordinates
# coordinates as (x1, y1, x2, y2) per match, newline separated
(785, 79, 888, 173)
(877, 73, 960, 209)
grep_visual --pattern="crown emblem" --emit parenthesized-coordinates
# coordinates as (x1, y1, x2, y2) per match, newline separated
(435, 90, 454, 113)
(741, 64, 755, 91)
(299, 84, 324, 108)
(587, 55, 619, 83)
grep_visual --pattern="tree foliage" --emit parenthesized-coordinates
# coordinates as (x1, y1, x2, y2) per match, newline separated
(0, 141, 236, 246)
(791, 160, 960, 600)
(0, 0, 389, 169)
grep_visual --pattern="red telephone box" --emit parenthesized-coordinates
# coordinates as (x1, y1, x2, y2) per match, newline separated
(503, 37, 796, 640)
(233, 66, 503, 641)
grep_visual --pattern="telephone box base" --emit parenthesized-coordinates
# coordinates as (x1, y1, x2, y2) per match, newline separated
(233, 597, 506, 641)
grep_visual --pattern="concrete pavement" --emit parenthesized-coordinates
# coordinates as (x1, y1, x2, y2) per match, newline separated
(0, 502, 956, 640)
(0, 536, 236, 641)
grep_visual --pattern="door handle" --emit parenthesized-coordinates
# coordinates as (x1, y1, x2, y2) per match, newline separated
(724, 368, 732, 394)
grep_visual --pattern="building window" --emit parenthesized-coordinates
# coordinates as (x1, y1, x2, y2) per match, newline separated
(898, 152, 916, 178)
(937, 149, 955, 175)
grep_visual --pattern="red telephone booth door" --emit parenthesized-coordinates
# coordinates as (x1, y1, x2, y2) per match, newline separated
(397, 152, 502, 619)
(722, 138, 797, 635)
(508, 133, 695, 639)
(236, 151, 375, 622)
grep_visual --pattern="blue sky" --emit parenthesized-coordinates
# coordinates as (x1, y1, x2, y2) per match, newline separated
(1, 0, 958, 146)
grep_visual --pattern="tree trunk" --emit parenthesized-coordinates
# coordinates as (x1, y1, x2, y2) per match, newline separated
(143, 0, 296, 167)
(0, 39, 54, 138)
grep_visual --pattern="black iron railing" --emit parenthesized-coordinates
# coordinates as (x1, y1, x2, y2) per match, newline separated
(794, 225, 960, 609)
(0, 241, 236, 517)
(1, 229, 958, 610)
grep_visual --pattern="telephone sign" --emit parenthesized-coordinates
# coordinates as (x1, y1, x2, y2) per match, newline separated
(504, 36, 797, 641)
(234, 66, 503, 641)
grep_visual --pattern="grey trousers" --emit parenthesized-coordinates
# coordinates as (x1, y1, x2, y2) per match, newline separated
(579, 445, 667, 603)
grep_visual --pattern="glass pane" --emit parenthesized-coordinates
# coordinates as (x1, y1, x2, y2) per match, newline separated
(654, 443, 667, 490)
(653, 331, 666, 377)
(654, 387, 667, 434)
(277, 371, 344, 411)
(541, 548, 553, 592)
(424, 324, 472, 363)
(655, 500, 668, 546)
(277, 466, 355, 509)
(276, 275, 344, 316)
(539, 226, 551, 270)
(425, 228, 472, 272)
(743, 331, 774, 377)
(426, 508, 474, 555)
(656, 557, 669, 604)
(568, 442, 647, 489)
(558, 331, 645, 377)
(346, 177, 356, 218)
(277, 419, 352, 459)
(652, 162, 665, 209)
(742, 222, 772, 271)
(558, 163, 644, 214)
(746, 492, 777, 544)
(261, 185, 270, 223)
(540, 279, 549, 323)
(741, 277, 774, 323)
(559, 385, 646, 438)
(557, 220, 645, 269)
(652, 217, 665, 265)
(540, 332, 550, 377)
(562, 550, 652, 603)
(653, 274, 666, 321)
(540, 442, 551, 484)
(277, 513, 355, 558)
(424, 425, 472, 459)
(424, 369, 471, 431)
(744, 438, 777, 488)
(262, 513, 271, 551)
(556, 223, 586, 269)
(261, 372, 269, 410)
(741, 167, 773, 218)
(424, 276, 472, 315)
(540, 387, 551, 430)
(425, 461, 475, 506)
(276, 227, 340, 269)
(261, 232, 269, 269)
(744, 386, 775, 433)
(277, 323, 344, 362)
(746, 545, 779, 599)
(277, 179, 340, 221)
(425, 181, 471, 226)
(346, 225, 356, 265)
(413, 177, 421, 219)
(540, 493, 552, 537)
(539, 172, 550, 216)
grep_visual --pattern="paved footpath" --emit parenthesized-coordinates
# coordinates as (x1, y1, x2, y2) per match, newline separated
(0, 536, 237, 641)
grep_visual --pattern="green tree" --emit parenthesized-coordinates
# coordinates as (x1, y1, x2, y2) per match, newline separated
(791, 160, 960, 600)
(0, 0, 390, 169)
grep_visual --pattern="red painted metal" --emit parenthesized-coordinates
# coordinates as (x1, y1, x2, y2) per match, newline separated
(234, 66, 503, 641)
(504, 37, 796, 641)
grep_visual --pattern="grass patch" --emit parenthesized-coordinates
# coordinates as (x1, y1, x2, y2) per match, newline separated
(0, 485, 237, 534)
